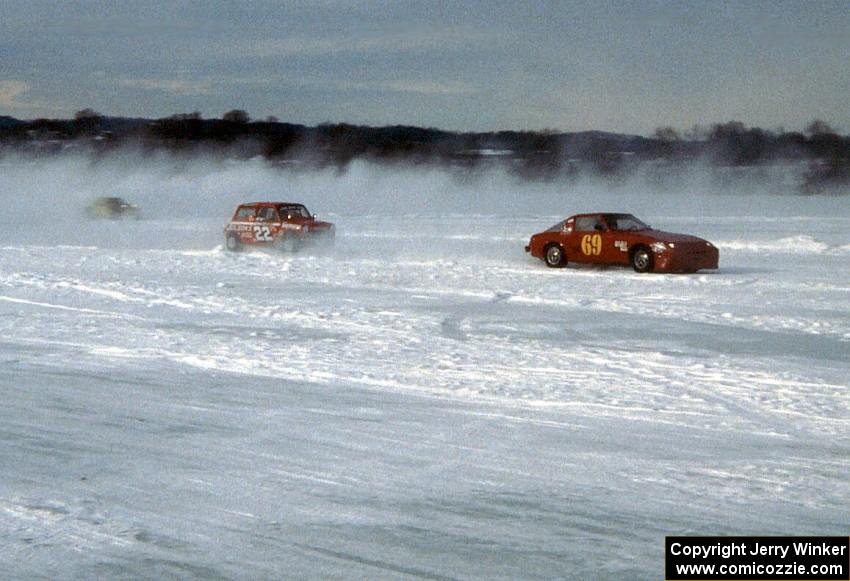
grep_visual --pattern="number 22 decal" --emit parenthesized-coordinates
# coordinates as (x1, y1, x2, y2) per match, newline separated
(253, 225, 272, 241)
(581, 234, 602, 256)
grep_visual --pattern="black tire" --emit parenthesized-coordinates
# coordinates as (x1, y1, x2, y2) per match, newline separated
(544, 244, 566, 268)
(631, 246, 654, 273)
(225, 234, 242, 252)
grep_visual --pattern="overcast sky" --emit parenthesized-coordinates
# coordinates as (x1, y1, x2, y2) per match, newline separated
(1, 0, 847, 135)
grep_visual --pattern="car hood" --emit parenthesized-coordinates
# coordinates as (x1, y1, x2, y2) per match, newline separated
(641, 229, 708, 244)
(308, 220, 334, 229)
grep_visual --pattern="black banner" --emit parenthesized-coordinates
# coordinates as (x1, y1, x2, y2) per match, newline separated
(666, 536, 849, 580)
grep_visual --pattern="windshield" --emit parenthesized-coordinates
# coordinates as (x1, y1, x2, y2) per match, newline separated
(607, 214, 648, 231)
(545, 220, 568, 232)
(279, 204, 311, 218)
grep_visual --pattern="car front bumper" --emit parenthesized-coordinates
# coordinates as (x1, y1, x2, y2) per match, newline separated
(654, 245, 719, 272)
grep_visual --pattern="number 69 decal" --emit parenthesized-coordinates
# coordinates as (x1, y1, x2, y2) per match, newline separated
(253, 225, 272, 242)
(581, 234, 602, 256)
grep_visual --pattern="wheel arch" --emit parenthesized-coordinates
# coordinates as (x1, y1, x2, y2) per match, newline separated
(629, 243, 650, 260)
(543, 242, 567, 267)
(629, 243, 654, 272)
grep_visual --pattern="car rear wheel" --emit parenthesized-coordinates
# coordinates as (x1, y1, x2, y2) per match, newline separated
(544, 244, 566, 268)
(631, 246, 653, 273)
(225, 234, 242, 252)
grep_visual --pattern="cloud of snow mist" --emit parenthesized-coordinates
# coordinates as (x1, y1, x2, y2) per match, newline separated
(0, 151, 844, 254)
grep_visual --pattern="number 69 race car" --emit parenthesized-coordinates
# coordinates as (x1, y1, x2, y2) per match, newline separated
(224, 202, 335, 252)
(525, 213, 719, 273)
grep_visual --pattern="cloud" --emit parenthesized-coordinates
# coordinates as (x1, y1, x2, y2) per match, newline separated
(119, 78, 213, 96)
(380, 80, 475, 96)
(250, 28, 488, 59)
(0, 80, 66, 117)
(0, 80, 30, 108)
(335, 79, 476, 97)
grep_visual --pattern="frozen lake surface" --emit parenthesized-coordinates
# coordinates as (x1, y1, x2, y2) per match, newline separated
(0, 171, 848, 578)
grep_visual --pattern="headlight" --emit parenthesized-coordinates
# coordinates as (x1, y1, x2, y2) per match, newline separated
(650, 241, 667, 253)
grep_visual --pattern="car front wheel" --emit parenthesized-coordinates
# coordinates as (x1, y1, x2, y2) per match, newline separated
(631, 247, 653, 273)
(544, 244, 566, 268)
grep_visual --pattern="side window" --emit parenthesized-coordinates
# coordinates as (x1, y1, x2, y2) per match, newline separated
(575, 216, 598, 231)
(256, 207, 277, 221)
(236, 206, 256, 220)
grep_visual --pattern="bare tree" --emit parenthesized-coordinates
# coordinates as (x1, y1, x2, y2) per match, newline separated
(222, 109, 250, 123)
(683, 124, 707, 141)
(805, 119, 836, 137)
(73, 108, 103, 135)
(654, 126, 680, 142)
(74, 108, 102, 121)
(167, 112, 202, 121)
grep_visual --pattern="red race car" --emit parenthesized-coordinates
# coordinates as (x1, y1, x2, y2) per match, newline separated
(525, 213, 718, 273)
(224, 202, 335, 252)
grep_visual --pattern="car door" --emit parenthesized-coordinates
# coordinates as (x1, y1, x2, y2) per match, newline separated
(279, 205, 313, 238)
(595, 215, 627, 265)
(570, 215, 608, 264)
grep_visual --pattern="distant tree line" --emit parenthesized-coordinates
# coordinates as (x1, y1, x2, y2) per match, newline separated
(0, 110, 847, 193)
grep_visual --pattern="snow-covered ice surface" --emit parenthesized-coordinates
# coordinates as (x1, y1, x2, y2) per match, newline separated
(0, 160, 848, 579)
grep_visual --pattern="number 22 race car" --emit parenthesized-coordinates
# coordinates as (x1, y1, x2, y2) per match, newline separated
(224, 202, 335, 252)
(525, 213, 719, 273)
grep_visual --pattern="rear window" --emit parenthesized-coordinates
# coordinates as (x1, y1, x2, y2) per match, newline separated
(235, 206, 255, 220)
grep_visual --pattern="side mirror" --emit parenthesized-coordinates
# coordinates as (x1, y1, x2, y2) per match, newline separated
(312, 214, 317, 220)
(594, 224, 606, 232)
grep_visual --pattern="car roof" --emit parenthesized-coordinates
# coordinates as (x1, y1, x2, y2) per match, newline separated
(568, 212, 633, 219)
(240, 202, 304, 207)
